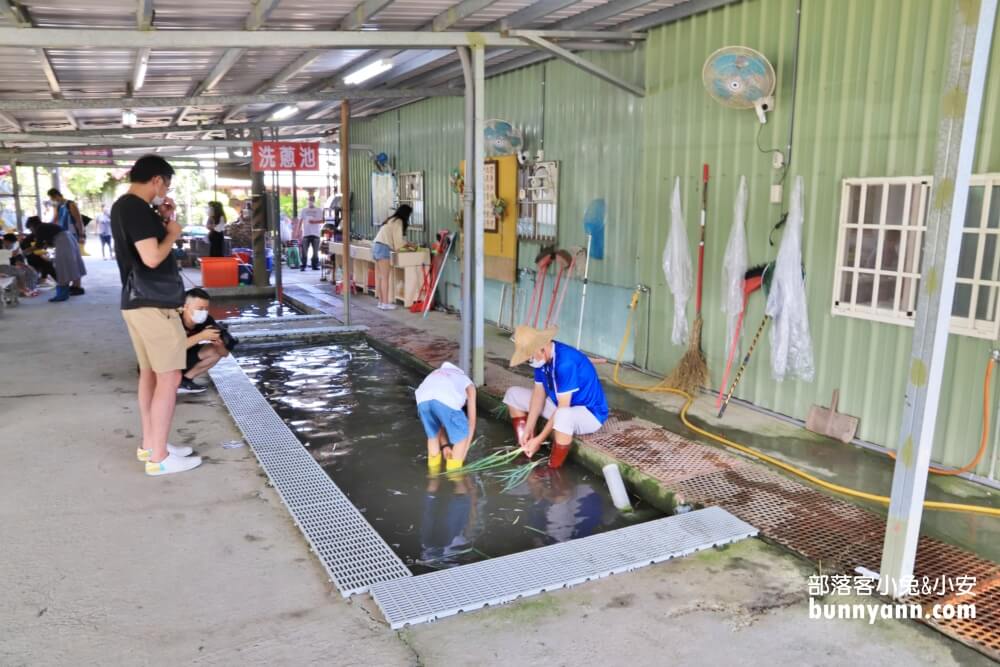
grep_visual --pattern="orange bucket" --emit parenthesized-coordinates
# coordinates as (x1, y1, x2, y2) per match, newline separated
(201, 257, 240, 288)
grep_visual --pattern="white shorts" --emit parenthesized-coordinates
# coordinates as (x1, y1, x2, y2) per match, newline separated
(502, 385, 603, 437)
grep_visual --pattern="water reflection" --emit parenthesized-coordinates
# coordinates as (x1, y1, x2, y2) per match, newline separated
(239, 341, 652, 573)
(208, 298, 299, 321)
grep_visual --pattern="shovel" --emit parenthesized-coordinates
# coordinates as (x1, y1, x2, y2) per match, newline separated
(805, 390, 859, 444)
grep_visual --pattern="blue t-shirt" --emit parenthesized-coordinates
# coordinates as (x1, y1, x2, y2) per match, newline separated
(533, 341, 609, 423)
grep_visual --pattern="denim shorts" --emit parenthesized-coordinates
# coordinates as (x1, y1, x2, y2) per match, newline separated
(373, 242, 392, 261)
(417, 400, 470, 443)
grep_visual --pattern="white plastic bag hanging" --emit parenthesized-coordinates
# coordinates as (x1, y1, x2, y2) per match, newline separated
(765, 176, 815, 382)
(662, 178, 692, 345)
(721, 176, 749, 355)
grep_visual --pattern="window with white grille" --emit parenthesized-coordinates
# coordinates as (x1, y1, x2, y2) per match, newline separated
(832, 175, 1000, 340)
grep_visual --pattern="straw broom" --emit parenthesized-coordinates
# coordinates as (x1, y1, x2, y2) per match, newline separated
(665, 165, 710, 394)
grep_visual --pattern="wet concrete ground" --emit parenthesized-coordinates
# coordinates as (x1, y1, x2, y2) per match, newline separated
(0, 249, 991, 665)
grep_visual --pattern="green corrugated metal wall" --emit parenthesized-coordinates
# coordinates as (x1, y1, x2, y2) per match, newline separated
(344, 0, 1000, 476)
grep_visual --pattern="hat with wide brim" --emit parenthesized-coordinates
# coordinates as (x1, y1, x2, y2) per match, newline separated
(509, 325, 559, 367)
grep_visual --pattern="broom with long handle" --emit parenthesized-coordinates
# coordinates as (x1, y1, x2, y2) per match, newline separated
(665, 165, 710, 394)
(716, 263, 769, 409)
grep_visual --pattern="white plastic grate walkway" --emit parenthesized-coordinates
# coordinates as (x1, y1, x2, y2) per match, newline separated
(209, 356, 411, 596)
(371, 506, 758, 629)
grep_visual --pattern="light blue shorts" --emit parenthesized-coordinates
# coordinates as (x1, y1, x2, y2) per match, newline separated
(373, 242, 392, 261)
(417, 400, 469, 443)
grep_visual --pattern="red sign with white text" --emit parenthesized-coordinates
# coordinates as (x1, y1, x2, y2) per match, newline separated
(251, 141, 320, 172)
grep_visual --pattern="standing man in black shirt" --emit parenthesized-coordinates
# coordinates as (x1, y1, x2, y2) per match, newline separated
(111, 155, 202, 477)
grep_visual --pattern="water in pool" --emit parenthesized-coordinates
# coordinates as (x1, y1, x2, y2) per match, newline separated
(209, 298, 301, 320)
(238, 340, 654, 574)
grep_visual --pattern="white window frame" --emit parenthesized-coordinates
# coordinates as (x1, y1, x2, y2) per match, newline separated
(831, 174, 1000, 340)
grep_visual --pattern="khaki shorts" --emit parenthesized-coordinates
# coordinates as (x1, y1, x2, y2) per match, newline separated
(121, 307, 186, 373)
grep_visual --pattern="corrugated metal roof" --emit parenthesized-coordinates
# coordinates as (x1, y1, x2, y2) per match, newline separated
(0, 0, 692, 140)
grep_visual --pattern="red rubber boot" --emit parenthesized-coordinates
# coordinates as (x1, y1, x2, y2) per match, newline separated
(512, 416, 527, 444)
(549, 443, 571, 469)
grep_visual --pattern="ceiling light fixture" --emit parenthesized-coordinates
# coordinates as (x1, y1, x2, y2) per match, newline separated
(343, 59, 393, 85)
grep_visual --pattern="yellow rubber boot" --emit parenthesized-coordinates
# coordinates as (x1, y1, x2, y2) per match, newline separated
(445, 458, 464, 471)
(427, 453, 443, 470)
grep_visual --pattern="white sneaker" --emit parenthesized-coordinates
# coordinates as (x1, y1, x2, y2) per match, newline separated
(381, 303, 397, 310)
(145, 453, 203, 476)
(136, 443, 194, 462)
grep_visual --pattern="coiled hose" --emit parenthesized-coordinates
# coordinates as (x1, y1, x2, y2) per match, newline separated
(611, 289, 1000, 518)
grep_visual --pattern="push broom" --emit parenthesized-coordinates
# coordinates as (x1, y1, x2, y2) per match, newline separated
(666, 164, 710, 394)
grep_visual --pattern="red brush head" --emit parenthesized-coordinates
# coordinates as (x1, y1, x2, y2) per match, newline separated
(703, 164, 709, 182)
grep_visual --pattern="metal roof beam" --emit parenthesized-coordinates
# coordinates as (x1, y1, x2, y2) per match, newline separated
(0, 88, 460, 112)
(17, 119, 335, 139)
(557, 0, 658, 29)
(431, 0, 498, 31)
(0, 133, 334, 148)
(0, 2, 77, 130)
(340, 0, 396, 31)
(137, 0, 154, 29)
(246, 0, 282, 30)
(194, 49, 247, 96)
(0, 111, 23, 132)
(505, 29, 645, 41)
(493, 0, 580, 30)
(517, 33, 643, 96)
(616, 0, 741, 31)
(0, 28, 531, 49)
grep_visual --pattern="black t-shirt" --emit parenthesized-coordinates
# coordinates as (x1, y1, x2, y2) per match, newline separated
(31, 223, 63, 246)
(111, 193, 181, 309)
(184, 314, 237, 351)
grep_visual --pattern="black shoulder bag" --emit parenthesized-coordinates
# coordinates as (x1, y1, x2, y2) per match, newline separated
(123, 264, 185, 309)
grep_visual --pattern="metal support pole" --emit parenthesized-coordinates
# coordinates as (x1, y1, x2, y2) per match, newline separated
(32, 165, 41, 217)
(250, 129, 269, 288)
(472, 45, 486, 386)
(879, 0, 997, 598)
(341, 100, 351, 326)
(10, 161, 23, 232)
(458, 47, 474, 377)
(291, 169, 298, 218)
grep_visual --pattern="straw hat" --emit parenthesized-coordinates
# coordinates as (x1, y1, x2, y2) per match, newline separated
(509, 325, 558, 367)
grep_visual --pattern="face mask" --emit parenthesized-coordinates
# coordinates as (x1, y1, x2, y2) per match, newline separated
(191, 309, 209, 325)
(528, 356, 546, 369)
(152, 195, 165, 207)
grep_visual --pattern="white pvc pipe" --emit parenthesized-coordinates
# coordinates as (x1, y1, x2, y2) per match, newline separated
(576, 234, 592, 349)
(602, 463, 632, 512)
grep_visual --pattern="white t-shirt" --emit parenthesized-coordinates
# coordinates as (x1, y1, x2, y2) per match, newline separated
(300, 205, 324, 237)
(415, 361, 473, 410)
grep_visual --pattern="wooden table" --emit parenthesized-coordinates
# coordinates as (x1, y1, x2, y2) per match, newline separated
(329, 242, 430, 307)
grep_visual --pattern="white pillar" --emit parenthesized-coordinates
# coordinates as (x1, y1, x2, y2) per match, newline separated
(472, 44, 486, 386)
(879, 0, 997, 597)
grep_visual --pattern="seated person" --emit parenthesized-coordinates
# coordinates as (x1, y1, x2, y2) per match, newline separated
(2, 233, 40, 297)
(503, 326, 609, 469)
(178, 287, 238, 394)
(18, 232, 58, 284)
(414, 361, 477, 472)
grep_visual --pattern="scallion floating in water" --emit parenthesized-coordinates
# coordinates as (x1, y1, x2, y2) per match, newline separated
(494, 457, 549, 493)
(440, 448, 522, 475)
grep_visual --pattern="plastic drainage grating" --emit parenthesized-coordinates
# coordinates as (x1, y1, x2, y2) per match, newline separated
(209, 357, 411, 596)
(370, 506, 758, 629)
(234, 325, 368, 340)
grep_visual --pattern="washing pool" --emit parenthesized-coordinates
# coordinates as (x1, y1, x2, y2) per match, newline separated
(237, 339, 655, 574)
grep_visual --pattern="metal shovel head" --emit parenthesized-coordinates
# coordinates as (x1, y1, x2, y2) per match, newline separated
(805, 389, 859, 444)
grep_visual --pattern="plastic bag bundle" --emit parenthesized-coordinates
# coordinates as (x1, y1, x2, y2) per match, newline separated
(721, 176, 749, 355)
(765, 176, 815, 382)
(662, 178, 692, 345)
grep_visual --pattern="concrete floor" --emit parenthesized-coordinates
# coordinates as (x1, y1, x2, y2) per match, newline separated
(0, 249, 992, 666)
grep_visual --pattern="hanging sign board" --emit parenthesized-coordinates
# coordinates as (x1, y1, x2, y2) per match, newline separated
(251, 141, 320, 172)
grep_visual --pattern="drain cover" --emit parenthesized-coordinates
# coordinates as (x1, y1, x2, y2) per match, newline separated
(371, 506, 758, 629)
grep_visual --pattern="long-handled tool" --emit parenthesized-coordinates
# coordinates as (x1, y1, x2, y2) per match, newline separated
(575, 234, 592, 348)
(716, 263, 769, 409)
(717, 312, 770, 418)
(524, 246, 556, 327)
(543, 248, 575, 328)
(665, 164, 710, 394)
(422, 231, 456, 318)
(546, 247, 586, 328)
